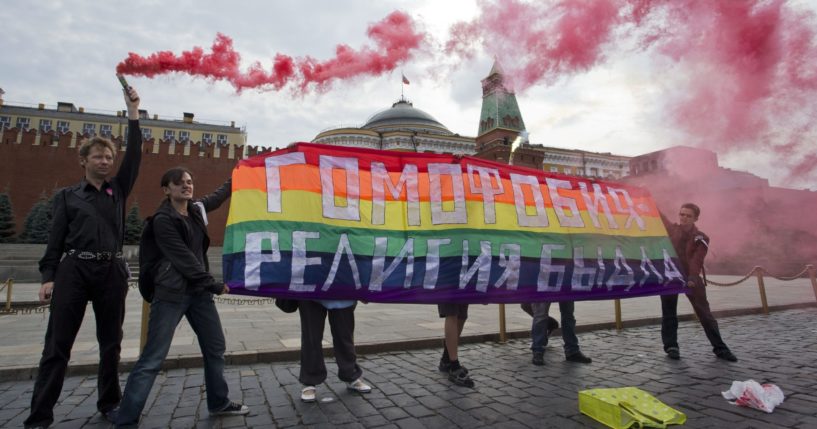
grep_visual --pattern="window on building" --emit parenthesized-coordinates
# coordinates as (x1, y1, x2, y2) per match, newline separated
(141, 128, 152, 139)
(163, 129, 176, 141)
(202, 133, 213, 144)
(56, 121, 70, 134)
(590, 167, 599, 177)
(39, 119, 52, 132)
(0, 116, 10, 130)
(179, 130, 190, 141)
(100, 124, 112, 137)
(82, 123, 96, 136)
(216, 134, 228, 146)
(16, 117, 31, 130)
(550, 166, 558, 173)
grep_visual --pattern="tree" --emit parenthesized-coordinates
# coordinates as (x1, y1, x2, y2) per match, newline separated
(124, 203, 144, 245)
(0, 191, 15, 243)
(19, 192, 54, 244)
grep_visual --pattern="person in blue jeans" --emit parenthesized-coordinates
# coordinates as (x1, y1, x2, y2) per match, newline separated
(530, 301, 592, 365)
(114, 168, 247, 427)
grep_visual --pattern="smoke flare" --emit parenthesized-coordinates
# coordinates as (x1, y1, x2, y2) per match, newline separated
(116, 11, 425, 94)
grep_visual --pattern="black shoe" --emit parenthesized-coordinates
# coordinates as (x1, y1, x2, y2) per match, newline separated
(546, 316, 559, 337)
(716, 350, 738, 362)
(439, 357, 451, 372)
(532, 352, 545, 366)
(565, 351, 592, 364)
(102, 408, 118, 423)
(448, 366, 475, 388)
(24, 423, 50, 429)
(666, 347, 680, 360)
(211, 401, 250, 416)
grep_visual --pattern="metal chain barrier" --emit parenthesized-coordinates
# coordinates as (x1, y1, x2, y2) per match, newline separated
(705, 266, 760, 287)
(759, 266, 811, 282)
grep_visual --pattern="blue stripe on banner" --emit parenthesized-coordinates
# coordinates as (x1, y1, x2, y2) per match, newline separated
(223, 251, 686, 304)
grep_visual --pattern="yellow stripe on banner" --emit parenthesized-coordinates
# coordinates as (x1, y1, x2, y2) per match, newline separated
(228, 189, 668, 237)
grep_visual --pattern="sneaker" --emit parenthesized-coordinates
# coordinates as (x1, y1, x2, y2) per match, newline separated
(565, 351, 592, 364)
(448, 366, 475, 388)
(532, 352, 545, 366)
(300, 385, 317, 403)
(211, 401, 250, 416)
(546, 316, 559, 337)
(347, 378, 372, 393)
(716, 350, 738, 362)
(666, 347, 680, 360)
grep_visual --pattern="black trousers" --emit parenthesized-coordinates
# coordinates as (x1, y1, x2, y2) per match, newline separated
(25, 257, 128, 427)
(298, 300, 362, 386)
(661, 285, 729, 354)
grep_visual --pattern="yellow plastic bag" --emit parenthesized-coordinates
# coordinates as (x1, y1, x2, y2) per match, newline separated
(578, 387, 686, 429)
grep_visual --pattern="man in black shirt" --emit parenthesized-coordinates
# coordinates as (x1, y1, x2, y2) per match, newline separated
(25, 85, 142, 429)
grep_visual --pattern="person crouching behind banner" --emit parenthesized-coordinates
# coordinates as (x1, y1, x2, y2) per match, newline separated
(298, 300, 372, 402)
(114, 168, 248, 427)
(659, 203, 737, 362)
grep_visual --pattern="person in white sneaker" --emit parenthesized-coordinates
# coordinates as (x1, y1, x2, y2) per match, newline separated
(298, 300, 372, 402)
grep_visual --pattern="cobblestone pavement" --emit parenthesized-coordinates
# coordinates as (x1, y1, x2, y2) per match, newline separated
(1, 308, 815, 428)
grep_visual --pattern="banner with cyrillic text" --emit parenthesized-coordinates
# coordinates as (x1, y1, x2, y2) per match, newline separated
(223, 143, 685, 303)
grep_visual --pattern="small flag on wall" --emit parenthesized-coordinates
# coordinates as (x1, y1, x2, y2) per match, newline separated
(402, 74, 410, 85)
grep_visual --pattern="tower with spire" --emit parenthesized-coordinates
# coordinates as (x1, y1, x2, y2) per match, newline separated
(476, 61, 526, 152)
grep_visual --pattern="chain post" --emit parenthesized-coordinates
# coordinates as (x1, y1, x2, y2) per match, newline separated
(754, 267, 769, 315)
(139, 300, 150, 352)
(4, 278, 12, 312)
(807, 264, 817, 304)
(614, 299, 623, 331)
(498, 304, 507, 343)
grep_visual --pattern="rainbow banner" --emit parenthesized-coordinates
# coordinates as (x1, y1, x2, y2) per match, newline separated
(223, 143, 686, 303)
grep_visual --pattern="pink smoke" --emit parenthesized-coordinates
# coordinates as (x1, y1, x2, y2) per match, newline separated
(298, 11, 426, 92)
(447, 0, 817, 185)
(116, 11, 425, 94)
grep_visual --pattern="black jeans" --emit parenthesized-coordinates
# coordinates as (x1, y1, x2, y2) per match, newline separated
(661, 285, 729, 354)
(298, 301, 362, 386)
(25, 257, 128, 427)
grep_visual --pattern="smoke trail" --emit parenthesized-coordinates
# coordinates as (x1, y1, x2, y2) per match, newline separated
(447, 0, 817, 185)
(298, 11, 426, 92)
(116, 11, 425, 94)
(116, 33, 296, 92)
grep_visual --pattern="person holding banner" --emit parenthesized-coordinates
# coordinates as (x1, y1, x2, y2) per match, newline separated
(529, 302, 592, 365)
(438, 304, 475, 387)
(660, 203, 737, 362)
(298, 300, 372, 402)
(25, 85, 141, 429)
(114, 168, 248, 427)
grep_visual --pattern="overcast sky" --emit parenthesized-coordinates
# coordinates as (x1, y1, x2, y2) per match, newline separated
(2, 0, 814, 190)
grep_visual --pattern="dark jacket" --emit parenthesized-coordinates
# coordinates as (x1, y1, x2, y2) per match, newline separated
(40, 120, 142, 283)
(142, 179, 232, 303)
(661, 213, 709, 286)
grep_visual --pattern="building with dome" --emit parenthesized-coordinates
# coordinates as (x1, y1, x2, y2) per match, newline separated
(312, 62, 631, 180)
(312, 96, 475, 155)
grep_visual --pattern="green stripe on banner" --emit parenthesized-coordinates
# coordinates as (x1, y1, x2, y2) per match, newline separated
(223, 220, 674, 259)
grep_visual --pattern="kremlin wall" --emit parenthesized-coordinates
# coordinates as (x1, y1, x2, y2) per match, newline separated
(0, 126, 273, 245)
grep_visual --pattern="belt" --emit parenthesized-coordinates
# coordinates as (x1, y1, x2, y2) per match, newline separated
(66, 249, 124, 261)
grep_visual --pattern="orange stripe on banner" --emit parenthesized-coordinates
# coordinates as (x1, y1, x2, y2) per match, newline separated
(232, 164, 660, 218)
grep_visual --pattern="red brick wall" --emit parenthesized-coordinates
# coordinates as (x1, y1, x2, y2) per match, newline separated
(0, 129, 276, 245)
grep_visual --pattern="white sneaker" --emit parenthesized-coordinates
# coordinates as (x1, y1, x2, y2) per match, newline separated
(301, 385, 316, 402)
(346, 378, 372, 393)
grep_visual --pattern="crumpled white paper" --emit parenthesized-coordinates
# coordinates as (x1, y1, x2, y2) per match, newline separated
(722, 380, 784, 413)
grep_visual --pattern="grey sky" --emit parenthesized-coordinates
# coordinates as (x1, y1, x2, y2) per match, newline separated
(2, 0, 814, 189)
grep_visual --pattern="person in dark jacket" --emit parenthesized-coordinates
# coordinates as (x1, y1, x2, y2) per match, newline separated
(660, 202, 737, 362)
(114, 167, 248, 427)
(25, 85, 141, 429)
